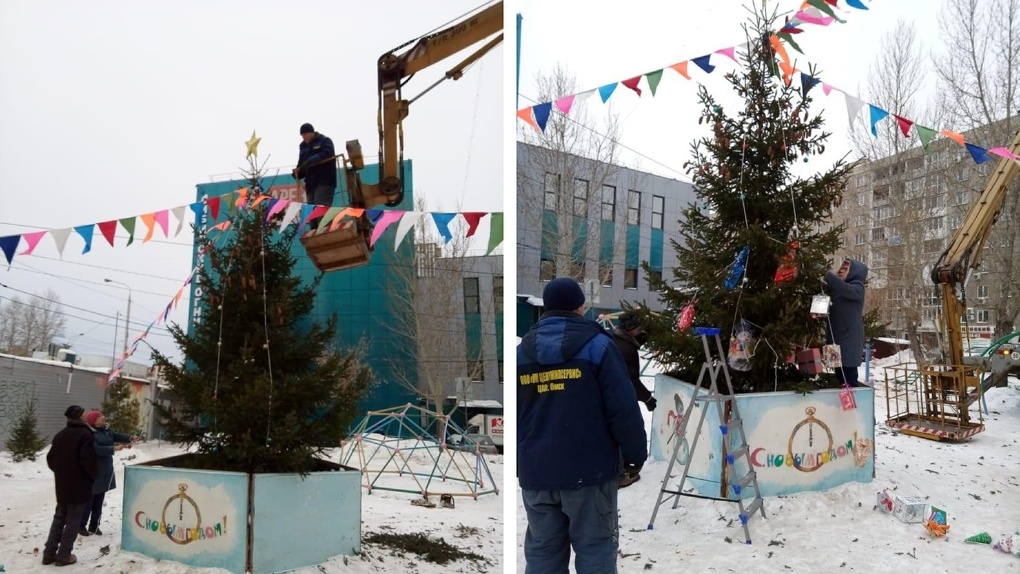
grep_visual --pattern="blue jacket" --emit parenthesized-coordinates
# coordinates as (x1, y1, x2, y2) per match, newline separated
(90, 427, 132, 494)
(517, 311, 648, 491)
(824, 259, 869, 368)
(296, 133, 337, 191)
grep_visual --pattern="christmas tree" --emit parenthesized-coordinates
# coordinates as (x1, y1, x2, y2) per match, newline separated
(5, 398, 48, 462)
(101, 378, 141, 436)
(637, 7, 858, 393)
(150, 135, 373, 474)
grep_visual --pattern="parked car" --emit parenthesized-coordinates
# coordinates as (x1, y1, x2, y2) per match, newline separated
(448, 433, 499, 455)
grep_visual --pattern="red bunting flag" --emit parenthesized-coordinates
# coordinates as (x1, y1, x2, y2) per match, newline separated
(894, 115, 914, 138)
(461, 212, 487, 238)
(97, 220, 118, 247)
(621, 76, 642, 96)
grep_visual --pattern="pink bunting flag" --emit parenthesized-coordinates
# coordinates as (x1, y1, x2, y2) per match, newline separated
(793, 9, 834, 26)
(154, 210, 170, 237)
(822, 82, 835, 95)
(555, 95, 576, 115)
(266, 199, 289, 221)
(19, 230, 47, 256)
(369, 211, 405, 247)
(715, 46, 737, 62)
(988, 147, 1019, 160)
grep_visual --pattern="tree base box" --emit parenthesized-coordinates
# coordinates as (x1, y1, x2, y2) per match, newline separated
(892, 495, 927, 523)
(796, 349, 823, 375)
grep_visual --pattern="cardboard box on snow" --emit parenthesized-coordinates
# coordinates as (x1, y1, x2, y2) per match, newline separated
(892, 495, 927, 523)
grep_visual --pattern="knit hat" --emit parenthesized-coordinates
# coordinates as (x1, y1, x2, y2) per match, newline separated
(542, 277, 585, 312)
(300, 123, 314, 134)
(618, 313, 640, 331)
(64, 405, 84, 420)
(84, 410, 102, 428)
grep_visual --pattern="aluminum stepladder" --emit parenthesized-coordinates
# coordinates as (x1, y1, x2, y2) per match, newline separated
(647, 326, 766, 544)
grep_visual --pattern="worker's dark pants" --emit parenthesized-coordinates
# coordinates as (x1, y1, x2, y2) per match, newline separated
(79, 491, 107, 532)
(305, 184, 335, 230)
(44, 500, 88, 558)
(835, 366, 859, 387)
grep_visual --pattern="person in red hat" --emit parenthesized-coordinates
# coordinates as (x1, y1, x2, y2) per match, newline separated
(78, 410, 134, 537)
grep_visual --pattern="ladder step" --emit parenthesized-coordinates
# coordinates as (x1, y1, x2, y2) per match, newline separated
(726, 445, 749, 465)
(739, 498, 764, 524)
(731, 471, 757, 495)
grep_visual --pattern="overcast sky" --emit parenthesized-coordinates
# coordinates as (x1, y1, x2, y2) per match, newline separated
(517, 0, 947, 181)
(0, 0, 502, 364)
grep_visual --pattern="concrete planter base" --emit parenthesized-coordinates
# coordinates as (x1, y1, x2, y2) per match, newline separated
(652, 374, 875, 499)
(121, 454, 360, 574)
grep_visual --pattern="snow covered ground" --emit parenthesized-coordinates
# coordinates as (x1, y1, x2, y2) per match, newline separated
(515, 352, 1020, 572)
(0, 443, 504, 573)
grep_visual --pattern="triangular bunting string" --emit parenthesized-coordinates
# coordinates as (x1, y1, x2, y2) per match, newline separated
(691, 55, 715, 74)
(266, 198, 289, 221)
(533, 102, 553, 132)
(845, 94, 867, 128)
(119, 217, 136, 246)
(965, 143, 989, 164)
(19, 231, 46, 256)
(461, 212, 487, 238)
(598, 83, 618, 103)
(153, 210, 170, 237)
(621, 76, 642, 97)
(555, 95, 576, 115)
(366, 209, 384, 225)
(894, 115, 914, 138)
(0, 235, 19, 266)
(485, 213, 504, 255)
(369, 210, 405, 247)
(670, 61, 691, 80)
(279, 202, 303, 230)
(645, 70, 664, 96)
(716, 46, 737, 62)
(916, 125, 937, 152)
(393, 211, 417, 251)
(189, 202, 205, 226)
(140, 213, 157, 243)
(50, 228, 72, 258)
(172, 206, 187, 237)
(431, 213, 457, 244)
(74, 225, 95, 254)
(516, 107, 539, 130)
(941, 130, 965, 146)
(97, 220, 118, 247)
(206, 196, 222, 220)
(868, 105, 889, 136)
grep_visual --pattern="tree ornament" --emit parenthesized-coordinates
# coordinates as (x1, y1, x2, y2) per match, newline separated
(677, 299, 697, 331)
(724, 246, 750, 290)
(774, 241, 799, 283)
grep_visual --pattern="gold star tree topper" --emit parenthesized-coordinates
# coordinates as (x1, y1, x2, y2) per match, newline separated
(245, 130, 262, 158)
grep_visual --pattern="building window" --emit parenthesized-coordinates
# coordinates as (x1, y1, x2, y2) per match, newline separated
(854, 233, 866, 246)
(957, 167, 969, 182)
(856, 174, 869, 187)
(600, 264, 613, 287)
(955, 191, 968, 205)
(573, 178, 589, 217)
(648, 270, 662, 290)
(497, 360, 504, 382)
(977, 309, 989, 323)
(601, 185, 616, 221)
(570, 261, 586, 282)
(540, 259, 556, 281)
(467, 359, 485, 380)
(856, 193, 866, 206)
(871, 227, 886, 242)
(624, 268, 638, 289)
(978, 284, 989, 300)
(967, 307, 976, 322)
(544, 172, 560, 210)
(463, 277, 480, 314)
(854, 214, 866, 227)
(950, 214, 964, 229)
(493, 275, 503, 310)
(651, 195, 665, 229)
(627, 190, 641, 225)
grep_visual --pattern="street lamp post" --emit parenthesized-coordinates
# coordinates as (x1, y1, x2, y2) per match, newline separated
(104, 278, 133, 357)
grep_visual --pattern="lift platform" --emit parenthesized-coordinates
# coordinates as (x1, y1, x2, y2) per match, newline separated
(300, 213, 373, 273)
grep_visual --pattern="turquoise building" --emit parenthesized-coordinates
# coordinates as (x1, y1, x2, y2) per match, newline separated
(187, 160, 418, 415)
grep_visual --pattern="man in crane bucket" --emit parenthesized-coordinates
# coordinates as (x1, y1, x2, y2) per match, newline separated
(293, 123, 337, 228)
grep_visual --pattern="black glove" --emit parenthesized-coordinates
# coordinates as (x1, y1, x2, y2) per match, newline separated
(644, 397, 657, 412)
(623, 462, 643, 476)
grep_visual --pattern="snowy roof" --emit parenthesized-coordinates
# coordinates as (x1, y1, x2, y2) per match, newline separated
(446, 398, 503, 409)
(876, 337, 910, 345)
(0, 352, 110, 375)
(517, 294, 543, 306)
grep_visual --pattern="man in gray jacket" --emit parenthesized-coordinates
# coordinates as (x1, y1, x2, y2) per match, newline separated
(824, 258, 869, 387)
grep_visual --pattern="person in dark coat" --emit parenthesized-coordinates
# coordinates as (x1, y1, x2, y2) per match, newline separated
(824, 258, 869, 387)
(612, 313, 656, 411)
(518, 277, 647, 573)
(293, 122, 337, 229)
(78, 410, 133, 536)
(43, 405, 98, 566)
